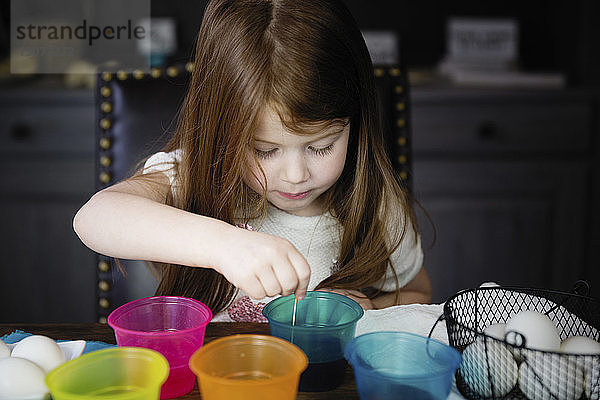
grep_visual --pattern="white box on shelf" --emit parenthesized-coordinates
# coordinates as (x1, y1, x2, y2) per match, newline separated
(445, 17, 518, 70)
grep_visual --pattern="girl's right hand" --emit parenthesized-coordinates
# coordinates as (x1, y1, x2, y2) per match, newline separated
(213, 227, 311, 301)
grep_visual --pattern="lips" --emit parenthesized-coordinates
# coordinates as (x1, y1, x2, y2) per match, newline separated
(278, 190, 311, 200)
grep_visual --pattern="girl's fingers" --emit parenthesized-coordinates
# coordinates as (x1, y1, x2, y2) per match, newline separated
(256, 265, 283, 297)
(220, 232, 310, 300)
(288, 252, 311, 300)
(272, 262, 298, 297)
(244, 276, 267, 300)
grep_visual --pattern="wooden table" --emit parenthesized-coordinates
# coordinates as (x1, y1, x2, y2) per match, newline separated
(0, 322, 360, 399)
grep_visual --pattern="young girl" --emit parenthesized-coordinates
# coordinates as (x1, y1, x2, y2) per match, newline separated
(74, 0, 432, 322)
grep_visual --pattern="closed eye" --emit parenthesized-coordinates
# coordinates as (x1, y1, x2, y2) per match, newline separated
(309, 143, 334, 157)
(254, 148, 278, 159)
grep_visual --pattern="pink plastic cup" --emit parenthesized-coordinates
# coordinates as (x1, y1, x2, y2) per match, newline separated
(107, 296, 212, 399)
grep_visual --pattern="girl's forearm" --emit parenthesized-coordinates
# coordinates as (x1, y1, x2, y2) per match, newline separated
(371, 266, 432, 308)
(73, 190, 233, 269)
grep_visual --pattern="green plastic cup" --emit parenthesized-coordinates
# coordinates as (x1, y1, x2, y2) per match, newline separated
(46, 347, 169, 400)
(262, 291, 364, 391)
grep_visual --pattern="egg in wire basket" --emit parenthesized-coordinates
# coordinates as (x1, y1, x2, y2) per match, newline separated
(443, 283, 600, 400)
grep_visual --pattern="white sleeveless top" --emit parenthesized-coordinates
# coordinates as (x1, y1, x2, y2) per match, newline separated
(144, 150, 423, 322)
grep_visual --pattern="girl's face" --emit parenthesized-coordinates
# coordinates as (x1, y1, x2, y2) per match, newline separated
(244, 108, 350, 216)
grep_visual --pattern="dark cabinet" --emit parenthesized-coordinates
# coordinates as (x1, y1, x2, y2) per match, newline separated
(411, 89, 595, 302)
(0, 88, 97, 323)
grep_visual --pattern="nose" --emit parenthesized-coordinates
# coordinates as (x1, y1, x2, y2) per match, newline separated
(281, 153, 310, 184)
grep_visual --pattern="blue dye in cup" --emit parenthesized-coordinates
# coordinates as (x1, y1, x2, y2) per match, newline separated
(344, 331, 462, 400)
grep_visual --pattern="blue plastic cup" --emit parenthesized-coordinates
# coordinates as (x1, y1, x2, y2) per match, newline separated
(262, 291, 364, 391)
(344, 331, 462, 400)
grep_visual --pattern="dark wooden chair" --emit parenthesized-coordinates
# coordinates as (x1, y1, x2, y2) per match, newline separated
(93, 62, 412, 322)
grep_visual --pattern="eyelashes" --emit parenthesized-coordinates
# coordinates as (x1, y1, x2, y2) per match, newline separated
(254, 143, 335, 160)
(254, 148, 277, 159)
(311, 143, 334, 157)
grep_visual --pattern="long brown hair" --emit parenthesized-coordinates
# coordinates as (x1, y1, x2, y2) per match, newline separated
(151, 0, 417, 313)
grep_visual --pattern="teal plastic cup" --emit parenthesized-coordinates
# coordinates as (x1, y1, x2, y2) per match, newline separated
(262, 291, 364, 391)
(344, 331, 462, 400)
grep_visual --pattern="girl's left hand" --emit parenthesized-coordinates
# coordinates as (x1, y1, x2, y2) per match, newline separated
(318, 288, 374, 310)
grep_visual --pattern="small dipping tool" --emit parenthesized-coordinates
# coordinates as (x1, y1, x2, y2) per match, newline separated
(262, 291, 364, 391)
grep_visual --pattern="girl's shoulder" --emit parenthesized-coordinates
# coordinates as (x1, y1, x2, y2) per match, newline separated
(143, 149, 183, 187)
(144, 149, 183, 167)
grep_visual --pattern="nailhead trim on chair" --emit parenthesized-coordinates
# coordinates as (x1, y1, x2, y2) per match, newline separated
(94, 63, 194, 322)
(374, 66, 412, 189)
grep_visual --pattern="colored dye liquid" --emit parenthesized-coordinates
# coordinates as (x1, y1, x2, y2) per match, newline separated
(161, 363, 195, 399)
(223, 371, 273, 380)
(391, 386, 436, 400)
(89, 385, 139, 395)
(298, 358, 346, 392)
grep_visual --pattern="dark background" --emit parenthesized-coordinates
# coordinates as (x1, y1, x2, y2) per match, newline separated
(0, 0, 598, 322)
(0, 0, 598, 84)
(145, 0, 600, 86)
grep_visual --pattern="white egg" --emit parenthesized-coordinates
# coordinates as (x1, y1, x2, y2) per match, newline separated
(518, 353, 584, 400)
(10, 335, 66, 373)
(559, 336, 600, 399)
(0, 339, 10, 358)
(561, 336, 600, 355)
(459, 338, 518, 397)
(0, 356, 48, 399)
(561, 336, 600, 375)
(479, 282, 500, 288)
(483, 323, 506, 341)
(505, 310, 561, 352)
(586, 361, 599, 400)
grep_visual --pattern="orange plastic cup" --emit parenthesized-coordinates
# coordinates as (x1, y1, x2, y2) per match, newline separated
(189, 334, 308, 400)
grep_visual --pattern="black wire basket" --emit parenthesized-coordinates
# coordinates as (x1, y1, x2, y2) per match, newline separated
(443, 282, 600, 400)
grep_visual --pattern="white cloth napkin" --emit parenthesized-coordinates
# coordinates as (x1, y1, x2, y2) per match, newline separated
(354, 303, 466, 400)
(355, 303, 448, 343)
